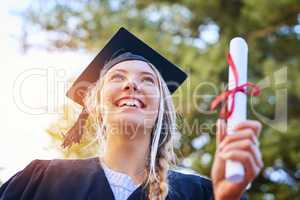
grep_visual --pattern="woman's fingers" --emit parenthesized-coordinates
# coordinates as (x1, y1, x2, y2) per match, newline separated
(212, 119, 227, 183)
(233, 120, 262, 138)
(220, 139, 263, 168)
(219, 128, 258, 150)
(216, 120, 264, 182)
(216, 119, 226, 146)
(219, 149, 262, 181)
(212, 119, 264, 199)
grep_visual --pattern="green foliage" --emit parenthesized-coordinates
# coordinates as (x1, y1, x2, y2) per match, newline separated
(22, 0, 300, 199)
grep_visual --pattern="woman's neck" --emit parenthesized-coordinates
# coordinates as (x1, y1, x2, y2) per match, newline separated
(101, 128, 151, 185)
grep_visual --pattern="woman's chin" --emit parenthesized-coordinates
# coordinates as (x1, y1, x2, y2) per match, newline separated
(107, 108, 155, 131)
(118, 106, 143, 113)
(109, 118, 146, 139)
(111, 114, 145, 127)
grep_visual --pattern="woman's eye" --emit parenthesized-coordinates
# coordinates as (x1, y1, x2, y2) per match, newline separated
(110, 74, 125, 81)
(142, 77, 155, 84)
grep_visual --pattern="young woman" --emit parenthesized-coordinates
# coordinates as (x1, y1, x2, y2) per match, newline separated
(0, 28, 263, 200)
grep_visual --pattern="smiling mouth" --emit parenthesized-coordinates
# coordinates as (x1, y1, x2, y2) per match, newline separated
(120, 103, 139, 108)
(115, 96, 145, 108)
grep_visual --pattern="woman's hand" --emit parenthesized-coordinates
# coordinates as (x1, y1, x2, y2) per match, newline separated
(211, 119, 263, 200)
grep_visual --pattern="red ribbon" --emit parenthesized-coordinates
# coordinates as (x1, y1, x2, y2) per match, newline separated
(210, 53, 260, 119)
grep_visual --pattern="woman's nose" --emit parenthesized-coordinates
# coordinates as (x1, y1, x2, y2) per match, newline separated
(123, 79, 140, 92)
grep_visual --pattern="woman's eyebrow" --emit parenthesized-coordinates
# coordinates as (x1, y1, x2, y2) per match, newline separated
(140, 71, 156, 79)
(112, 69, 127, 73)
(111, 69, 156, 79)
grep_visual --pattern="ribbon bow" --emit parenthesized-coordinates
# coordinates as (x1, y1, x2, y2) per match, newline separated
(210, 53, 260, 119)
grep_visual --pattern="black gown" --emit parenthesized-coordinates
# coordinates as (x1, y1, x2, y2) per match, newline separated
(0, 157, 247, 200)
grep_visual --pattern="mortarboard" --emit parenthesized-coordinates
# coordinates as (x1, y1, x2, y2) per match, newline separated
(62, 27, 187, 148)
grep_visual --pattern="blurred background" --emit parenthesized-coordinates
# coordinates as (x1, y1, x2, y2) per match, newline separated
(0, 0, 300, 199)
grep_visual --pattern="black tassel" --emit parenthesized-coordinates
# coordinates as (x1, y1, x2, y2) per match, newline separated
(62, 108, 89, 148)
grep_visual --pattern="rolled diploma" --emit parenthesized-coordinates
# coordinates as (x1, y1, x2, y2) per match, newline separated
(225, 37, 248, 182)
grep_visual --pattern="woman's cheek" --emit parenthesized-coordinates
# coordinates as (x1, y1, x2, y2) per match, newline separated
(103, 83, 121, 93)
(145, 96, 159, 117)
(100, 86, 117, 112)
(101, 85, 121, 104)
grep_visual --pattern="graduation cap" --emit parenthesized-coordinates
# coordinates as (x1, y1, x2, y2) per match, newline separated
(62, 27, 187, 148)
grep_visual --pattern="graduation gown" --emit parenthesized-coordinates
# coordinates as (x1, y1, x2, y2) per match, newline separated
(0, 157, 247, 200)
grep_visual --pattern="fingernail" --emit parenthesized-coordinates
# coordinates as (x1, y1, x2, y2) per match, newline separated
(218, 146, 223, 153)
(219, 143, 224, 151)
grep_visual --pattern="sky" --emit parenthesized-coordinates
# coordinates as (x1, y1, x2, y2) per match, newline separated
(0, 1, 93, 182)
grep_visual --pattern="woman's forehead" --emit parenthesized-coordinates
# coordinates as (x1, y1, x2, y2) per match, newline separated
(106, 60, 157, 76)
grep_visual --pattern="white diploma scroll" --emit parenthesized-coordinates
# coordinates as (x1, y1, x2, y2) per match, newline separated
(225, 37, 248, 182)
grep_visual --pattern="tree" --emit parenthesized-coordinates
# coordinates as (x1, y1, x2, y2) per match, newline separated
(21, 0, 300, 199)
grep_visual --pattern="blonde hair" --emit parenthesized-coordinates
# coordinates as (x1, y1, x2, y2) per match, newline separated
(84, 60, 179, 200)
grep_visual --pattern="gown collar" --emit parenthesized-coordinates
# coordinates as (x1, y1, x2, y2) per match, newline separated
(88, 157, 147, 200)
(100, 158, 139, 196)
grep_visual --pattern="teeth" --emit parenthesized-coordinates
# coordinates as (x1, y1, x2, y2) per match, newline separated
(117, 99, 142, 108)
(122, 102, 136, 107)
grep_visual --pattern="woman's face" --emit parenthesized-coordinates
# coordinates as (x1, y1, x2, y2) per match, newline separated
(99, 60, 160, 136)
